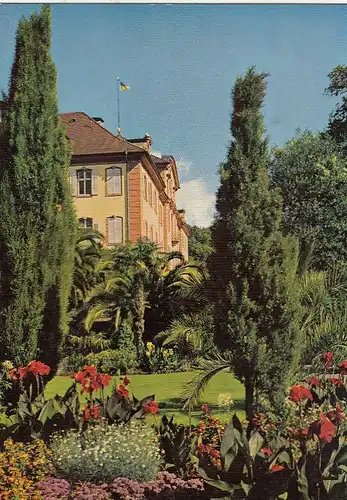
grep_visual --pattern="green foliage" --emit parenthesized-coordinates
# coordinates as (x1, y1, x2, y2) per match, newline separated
(271, 131, 347, 270)
(83, 241, 204, 363)
(144, 342, 181, 374)
(156, 308, 215, 359)
(324, 65, 347, 148)
(188, 226, 213, 267)
(300, 263, 347, 364)
(157, 414, 197, 478)
(209, 67, 302, 418)
(84, 348, 138, 375)
(51, 422, 162, 483)
(0, 6, 76, 371)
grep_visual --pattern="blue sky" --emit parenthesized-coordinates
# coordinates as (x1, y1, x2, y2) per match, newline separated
(0, 4, 346, 226)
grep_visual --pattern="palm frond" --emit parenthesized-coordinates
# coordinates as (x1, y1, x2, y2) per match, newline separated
(182, 353, 233, 410)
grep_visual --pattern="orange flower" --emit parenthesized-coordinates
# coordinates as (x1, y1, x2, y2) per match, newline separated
(270, 464, 284, 473)
(261, 447, 273, 456)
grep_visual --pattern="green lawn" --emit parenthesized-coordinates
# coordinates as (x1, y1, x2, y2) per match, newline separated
(46, 371, 245, 424)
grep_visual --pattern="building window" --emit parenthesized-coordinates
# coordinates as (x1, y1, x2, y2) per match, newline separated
(106, 166, 122, 195)
(155, 231, 158, 243)
(149, 183, 152, 206)
(144, 175, 148, 201)
(77, 169, 92, 195)
(154, 191, 158, 213)
(145, 221, 148, 239)
(107, 216, 123, 245)
(150, 226, 153, 241)
(79, 217, 93, 229)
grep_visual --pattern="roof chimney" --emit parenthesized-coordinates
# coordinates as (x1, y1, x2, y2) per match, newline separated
(92, 117, 104, 127)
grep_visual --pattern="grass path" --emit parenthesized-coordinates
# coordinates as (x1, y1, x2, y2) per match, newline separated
(46, 371, 245, 424)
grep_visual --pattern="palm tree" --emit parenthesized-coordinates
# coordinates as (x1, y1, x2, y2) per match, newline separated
(83, 240, 204, 361)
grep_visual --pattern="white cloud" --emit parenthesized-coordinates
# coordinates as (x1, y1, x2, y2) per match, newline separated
(176, 178, 215, 228)
(175, 158, 192, 175)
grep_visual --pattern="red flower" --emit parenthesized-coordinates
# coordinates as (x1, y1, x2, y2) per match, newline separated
(201, 403, 210, 414)
(98, 373, 112, 388)
(117, 384, 129, 400)
(81, 404, 101, 421)
(74, 370, 87, 384)
(338, 360, 347, 375)
(289, 385, 313, 403)
(307, 376, 321, 387)
(144, 400, 159, 415)
(319, 413, 335, 443)
(27, 361, 50, 376)
(327, 377, 342, 386)
(322, 352, 333, 368)
(82, 365, 97, 377)
(122, 376, 130, 386)
(270, 464, 284, 473)
(18, 366, 28, 379)
(261, 447, 273, 456)
(8, 368, 19, 380)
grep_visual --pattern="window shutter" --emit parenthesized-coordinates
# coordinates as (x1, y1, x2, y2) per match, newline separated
(115, 217, 123, 244)
(93, 220, 100, 232)
(70, 171, 77, 196)
(92, 170, 98, 195)
(107, 217, 116, 244)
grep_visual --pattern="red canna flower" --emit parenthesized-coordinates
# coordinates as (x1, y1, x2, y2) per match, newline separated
(8, 368, 20, 380)
(327, 377, 342, 386)
(18, 366, 28, 379)
(144, 400, 159, 415)
(338, 360, 347, 375)
(27, 360, 50, 376)
(270, 464, 284, 473)
(81, 404, 101, 421)
(307, 376, 321, 387)
(322, 352, 333, 368)
(74, 371, 87, 384)
(319, 413, 335, 443)
(82, 365, 97, 377)
(116, 384, 129, 400)
(98, 373, 112, 388)
(261, 447, 273, 456)
(289, 385, 313, 403)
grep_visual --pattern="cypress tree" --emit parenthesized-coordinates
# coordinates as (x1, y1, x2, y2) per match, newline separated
(209, 67, 302, 418)
(0, 6, 76, 373)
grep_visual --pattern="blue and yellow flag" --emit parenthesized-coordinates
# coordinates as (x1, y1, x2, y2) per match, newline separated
(120, 81, 130, 91)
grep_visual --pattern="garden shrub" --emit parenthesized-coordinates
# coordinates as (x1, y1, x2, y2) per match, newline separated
(51, 421, 161, 483)
(85, 349, 138, 375)
(57, 354, 86, 375)
(0, 439, 52, 499)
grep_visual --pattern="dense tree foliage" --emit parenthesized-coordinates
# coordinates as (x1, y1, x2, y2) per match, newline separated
(0, 6, 76, 372)
(208, 68, 302, 418)
(271, 131, 347, 271)
(325, 65, 347, 148)
(187, 226, 213, 267)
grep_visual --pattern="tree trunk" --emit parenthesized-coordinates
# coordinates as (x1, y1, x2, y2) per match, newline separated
(245, 378, 254, 421)
(133, 281, 145, 361)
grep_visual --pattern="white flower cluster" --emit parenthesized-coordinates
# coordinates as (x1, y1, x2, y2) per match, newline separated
(50, 421, 162, 483)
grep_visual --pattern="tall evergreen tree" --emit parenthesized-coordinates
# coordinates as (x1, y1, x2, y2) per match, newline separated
(0, 6, 76, 373)
(209, 67, 302, 418)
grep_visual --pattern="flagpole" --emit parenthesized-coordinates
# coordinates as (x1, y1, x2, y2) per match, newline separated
(117, 76, 121, 133)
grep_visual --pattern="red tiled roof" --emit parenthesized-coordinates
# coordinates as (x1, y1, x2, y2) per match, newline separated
(59, 112, 144, 155)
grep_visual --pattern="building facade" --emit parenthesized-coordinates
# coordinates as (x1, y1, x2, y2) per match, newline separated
(60, 112, 189, 260)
